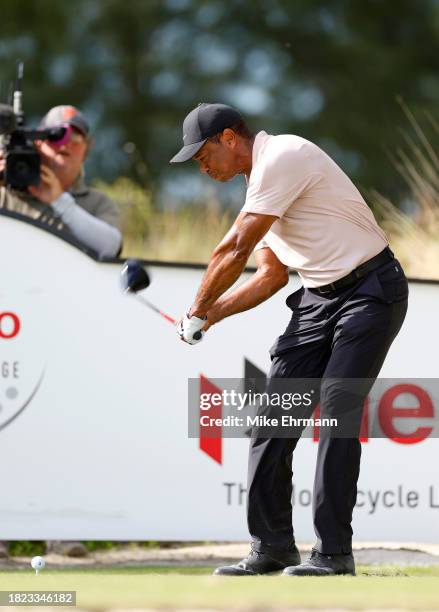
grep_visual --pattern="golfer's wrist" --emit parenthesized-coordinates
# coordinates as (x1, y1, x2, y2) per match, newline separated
(206, 304, 224, 327)
(188, 305, 207, 319)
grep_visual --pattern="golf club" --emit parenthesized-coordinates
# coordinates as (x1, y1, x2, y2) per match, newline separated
(121, 259, 204, 340)
(120, 259, 178, 325)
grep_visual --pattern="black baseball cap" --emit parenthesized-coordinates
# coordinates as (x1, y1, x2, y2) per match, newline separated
(170, 103, 243, 163)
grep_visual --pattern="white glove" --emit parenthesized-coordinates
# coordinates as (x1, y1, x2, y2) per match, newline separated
(177, 312, 206, 345)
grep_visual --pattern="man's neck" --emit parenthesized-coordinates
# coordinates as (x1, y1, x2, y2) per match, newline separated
(243, 134, 256, 180)
(66, 169, 85, 193)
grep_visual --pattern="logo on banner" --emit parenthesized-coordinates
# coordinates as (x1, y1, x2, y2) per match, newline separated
(0, 310, 45, 432)
(198, 359, 266, 465)
(0, 311, 20, 339)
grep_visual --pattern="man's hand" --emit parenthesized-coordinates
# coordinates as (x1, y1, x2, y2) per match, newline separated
(177, 313, 207, 345)
(27, 164, 64, 203)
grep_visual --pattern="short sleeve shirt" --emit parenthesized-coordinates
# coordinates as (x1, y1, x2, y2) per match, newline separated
(242, 131, 388, 288)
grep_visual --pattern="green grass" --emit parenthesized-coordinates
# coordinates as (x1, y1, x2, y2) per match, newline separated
(1, 565, 439, 609)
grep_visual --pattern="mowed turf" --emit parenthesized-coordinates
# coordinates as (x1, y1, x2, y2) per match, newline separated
(1, 566, 439, 609)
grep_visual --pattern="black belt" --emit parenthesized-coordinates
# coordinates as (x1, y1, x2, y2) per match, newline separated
(312, 246, 394, 294)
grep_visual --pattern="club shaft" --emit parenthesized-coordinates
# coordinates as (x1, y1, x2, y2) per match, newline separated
(136, 295, 176, 324)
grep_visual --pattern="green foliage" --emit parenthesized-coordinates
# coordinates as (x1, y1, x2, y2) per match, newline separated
(137, 541, 160, 549)
(94, 177, 154, 242)
(5, 540, 200, 556)
(83, 540, 116, 552)
(0, 0, 437, 203)
(8, 540, 45, 556)
(1, 2, 436, 274)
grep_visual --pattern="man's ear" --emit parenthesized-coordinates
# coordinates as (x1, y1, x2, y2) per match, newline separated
(222, 128, 237, 149)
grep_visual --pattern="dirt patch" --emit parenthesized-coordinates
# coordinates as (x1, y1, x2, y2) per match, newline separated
(1, 541, 438, 569)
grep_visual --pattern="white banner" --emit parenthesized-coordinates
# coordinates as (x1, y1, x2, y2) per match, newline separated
(0, 213, 438, 541)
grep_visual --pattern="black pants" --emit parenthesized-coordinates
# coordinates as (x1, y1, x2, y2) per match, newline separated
(248, 258, 409, 554)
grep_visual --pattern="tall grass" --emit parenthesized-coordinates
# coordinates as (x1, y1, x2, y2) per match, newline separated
(96, 111, 438, 279)
(94, 177, 234, 264)
(371, 105, 439, 279)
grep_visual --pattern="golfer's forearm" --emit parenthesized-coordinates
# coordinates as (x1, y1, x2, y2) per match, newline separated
(209, 270, 288, 324)
(190, 248, 249, 317)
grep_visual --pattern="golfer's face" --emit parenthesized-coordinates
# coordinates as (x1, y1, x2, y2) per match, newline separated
(193, 140, 237, 182)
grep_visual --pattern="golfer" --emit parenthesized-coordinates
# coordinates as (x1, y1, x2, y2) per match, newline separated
(170, 103, 408, 576)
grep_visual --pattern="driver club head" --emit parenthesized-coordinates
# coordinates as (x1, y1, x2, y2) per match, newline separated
(121, 259, 151, 293)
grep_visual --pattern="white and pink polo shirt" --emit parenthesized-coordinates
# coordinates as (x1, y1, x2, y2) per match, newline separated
(242, 131, 388, 288)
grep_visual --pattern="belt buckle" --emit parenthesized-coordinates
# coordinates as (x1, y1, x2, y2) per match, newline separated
(318, 282, 336, 294)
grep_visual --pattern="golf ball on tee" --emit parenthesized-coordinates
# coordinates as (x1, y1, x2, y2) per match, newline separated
(31, 556, 45, 572)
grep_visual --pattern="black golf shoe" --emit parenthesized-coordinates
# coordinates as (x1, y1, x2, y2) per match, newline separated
(282, 549, 355, 576)
(213, 544, 301, 576)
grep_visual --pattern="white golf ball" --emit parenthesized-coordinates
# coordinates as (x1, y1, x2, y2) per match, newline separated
(31, 556, 45, 571)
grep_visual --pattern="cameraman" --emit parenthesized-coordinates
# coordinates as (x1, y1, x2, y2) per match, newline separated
(0, 106, 123, 559)
(0, 105, 122, 258)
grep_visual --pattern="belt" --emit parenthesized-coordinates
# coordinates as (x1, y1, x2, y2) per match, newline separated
(312, 246, 394, 294)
